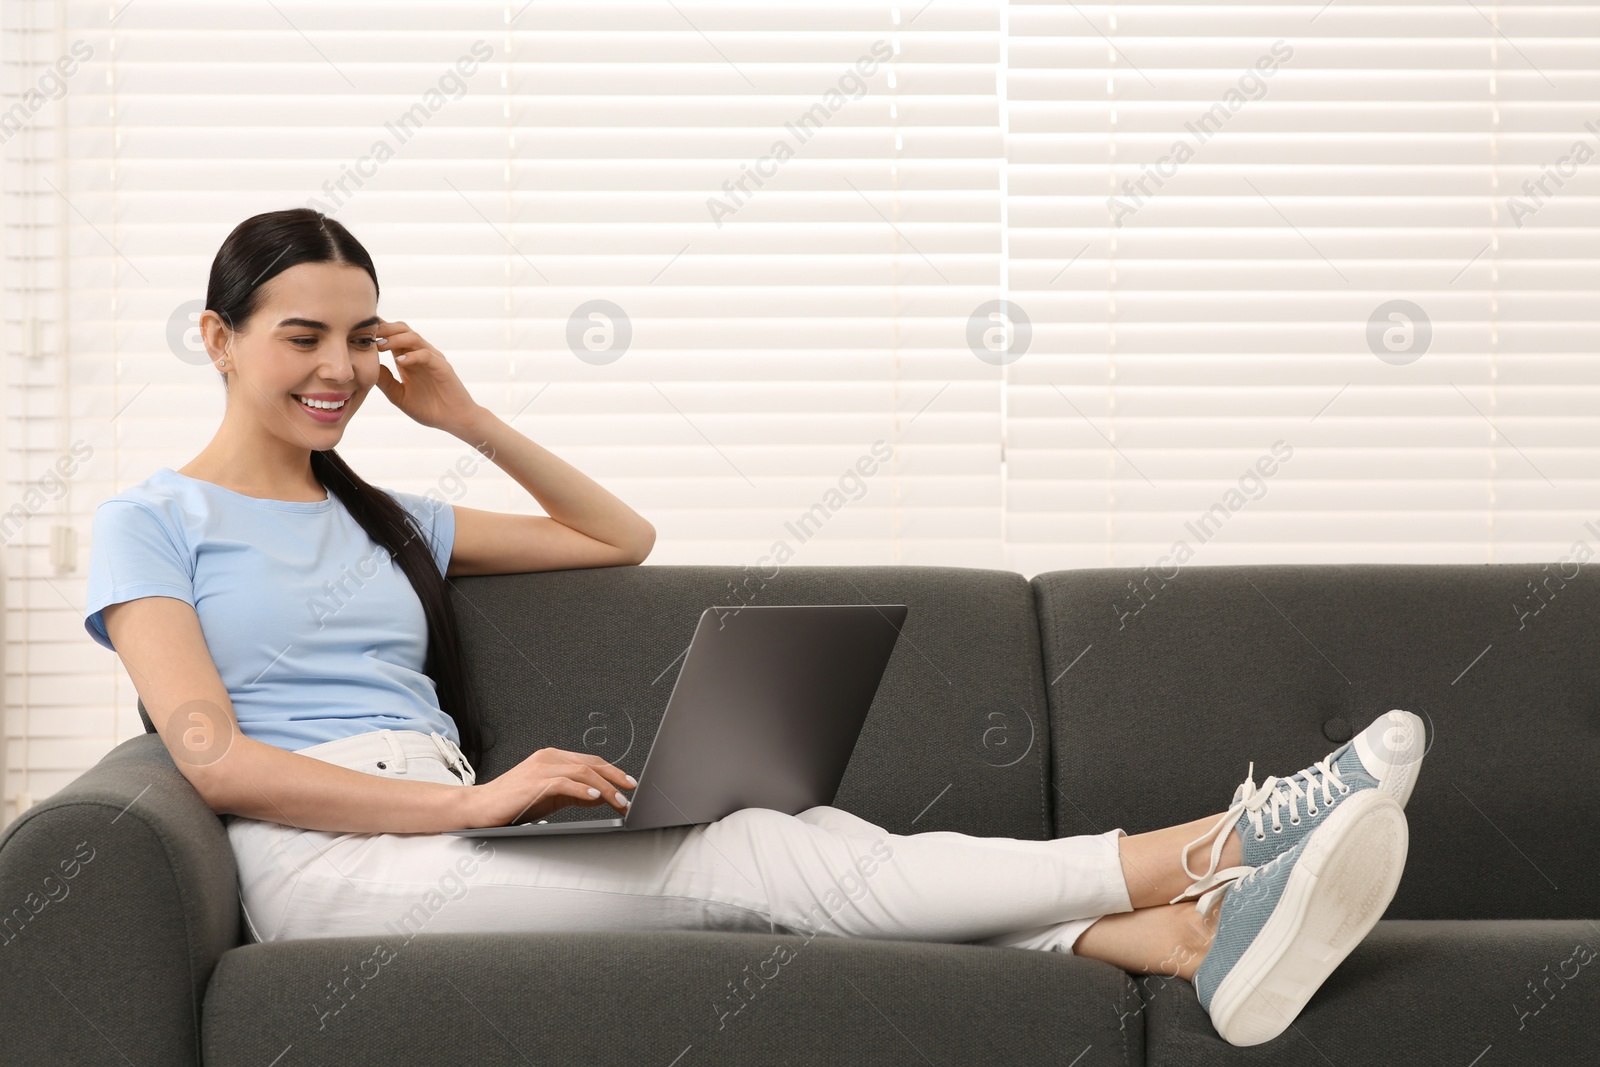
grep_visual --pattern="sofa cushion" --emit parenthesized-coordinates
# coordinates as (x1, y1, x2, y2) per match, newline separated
(450, 565, 1054, 841)
(1141, 919, 1600, 1064)
(1034, 564, 1600, 920)
(203, 929, 1142, 1066)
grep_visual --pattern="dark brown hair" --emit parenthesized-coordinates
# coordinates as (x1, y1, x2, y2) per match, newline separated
(205, 207, 487, 769)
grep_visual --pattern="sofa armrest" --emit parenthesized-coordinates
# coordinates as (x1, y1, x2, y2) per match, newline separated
(0, 733, 241, 1066)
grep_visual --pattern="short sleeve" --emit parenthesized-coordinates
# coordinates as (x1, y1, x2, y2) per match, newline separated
(84, 500, 196, 652)
(384, 489, 455, 577)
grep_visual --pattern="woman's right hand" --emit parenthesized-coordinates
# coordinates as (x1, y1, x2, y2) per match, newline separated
(462, 747, 635, 827)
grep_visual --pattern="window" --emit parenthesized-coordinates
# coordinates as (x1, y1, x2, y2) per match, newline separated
(4, 0, 1595, 819)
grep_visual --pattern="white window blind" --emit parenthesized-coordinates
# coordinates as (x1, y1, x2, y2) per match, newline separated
(1, 0, 1004, 822)
(1006, 2, 1600, 573)
(4, 1, 1598, 823)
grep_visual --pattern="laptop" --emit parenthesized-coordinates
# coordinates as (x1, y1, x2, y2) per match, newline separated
(444, 602, 908, 838)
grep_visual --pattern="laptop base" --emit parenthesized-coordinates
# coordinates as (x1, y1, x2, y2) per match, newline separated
(445, 817, 628, 838)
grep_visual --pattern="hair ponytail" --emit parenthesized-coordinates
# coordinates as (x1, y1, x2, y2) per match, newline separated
(205, 207, 488, 770)
(309, 449, 488, 769)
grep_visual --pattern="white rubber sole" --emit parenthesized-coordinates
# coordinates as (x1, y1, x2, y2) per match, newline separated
(1353, 709, 1426, 809)
(1207, 789, 1408, 1047)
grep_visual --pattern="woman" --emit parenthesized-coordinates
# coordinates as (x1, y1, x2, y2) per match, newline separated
(84, 208, 1421, 1048)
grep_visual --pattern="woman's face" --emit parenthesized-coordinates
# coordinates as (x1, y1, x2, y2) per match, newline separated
(203, 261, 382, 446)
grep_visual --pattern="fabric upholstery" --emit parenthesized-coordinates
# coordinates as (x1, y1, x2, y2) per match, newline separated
(203, 929, 1143, 1066)
(22, 562, 1596, 1066)
(0, 734, 240, 1066)
(449, 565, 1055, 841)
(1143, 920, 1600, 1066)
(1034, 563, 1600, 921)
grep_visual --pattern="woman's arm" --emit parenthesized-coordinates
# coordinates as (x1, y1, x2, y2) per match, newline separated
(372, 320, 655, 572)
(103, 596, 632, 832)
(103, 596, 476, 834)
(441, 406, 660, 577)
(207, 734, 477, 833)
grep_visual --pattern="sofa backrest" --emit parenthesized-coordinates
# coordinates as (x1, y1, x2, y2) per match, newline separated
(133, 564, 1054, 840)
(1034, 562, 1600, 921)
(449, 564, 1054, 840)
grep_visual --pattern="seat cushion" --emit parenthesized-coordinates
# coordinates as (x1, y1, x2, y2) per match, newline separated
(1034, 563, 1600, 920)
(1142, 920, 1600, 1064)
(203, 930, 1142, 1066)
(451, 564, 1055, 840)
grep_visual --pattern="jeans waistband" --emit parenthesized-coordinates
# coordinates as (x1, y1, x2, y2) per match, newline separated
(293, 728, 477, 786)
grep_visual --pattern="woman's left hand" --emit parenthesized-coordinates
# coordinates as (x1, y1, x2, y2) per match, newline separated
(372, 319, 484, 435)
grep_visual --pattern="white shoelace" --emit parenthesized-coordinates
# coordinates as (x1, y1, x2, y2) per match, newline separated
(1168, 756, 1353, 906)
(1188, 862, 1258, 918)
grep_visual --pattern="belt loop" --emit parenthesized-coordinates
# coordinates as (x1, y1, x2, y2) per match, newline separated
(430, 730, 476, 786)
(382, 728, 408, 774)
(455, 737, 477, 786)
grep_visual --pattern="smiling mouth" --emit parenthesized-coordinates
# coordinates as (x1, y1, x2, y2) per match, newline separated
(293, 395, 349, 412)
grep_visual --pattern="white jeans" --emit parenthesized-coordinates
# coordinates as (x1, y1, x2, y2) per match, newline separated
(225, 728, 1133, 955)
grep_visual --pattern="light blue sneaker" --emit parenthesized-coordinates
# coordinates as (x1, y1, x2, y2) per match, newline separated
(1177, 710, 1425, 894)
(1185, 788, 1409, 1046)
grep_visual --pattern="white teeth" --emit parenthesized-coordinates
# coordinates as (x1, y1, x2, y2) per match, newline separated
(297, 396, 346, 411)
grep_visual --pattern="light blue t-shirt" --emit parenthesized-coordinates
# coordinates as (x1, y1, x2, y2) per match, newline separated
(83, 466, 461, 753)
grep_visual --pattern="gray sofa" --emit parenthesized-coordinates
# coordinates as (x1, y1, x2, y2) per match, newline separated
(4, 563, 1596, 1065)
